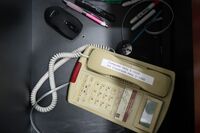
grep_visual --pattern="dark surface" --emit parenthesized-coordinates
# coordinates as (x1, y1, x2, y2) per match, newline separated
(31, 1, 129, 133)
(0, 0, 194, 133)
(0, 0, 31, 133)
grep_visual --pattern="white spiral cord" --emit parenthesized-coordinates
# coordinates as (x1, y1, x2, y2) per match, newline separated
(31, 45, 87, 113)
(30, 44, 111, 113)
(30, 44, 112, 133)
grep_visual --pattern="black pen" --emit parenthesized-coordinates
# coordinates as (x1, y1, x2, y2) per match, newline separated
(75, 0, 116, 22)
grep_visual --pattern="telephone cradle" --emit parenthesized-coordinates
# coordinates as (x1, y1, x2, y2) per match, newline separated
(68, 46, 175, 133)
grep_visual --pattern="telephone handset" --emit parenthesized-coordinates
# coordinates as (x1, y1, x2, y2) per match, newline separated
(87, 49, 171, 97)
(68, 46, 175, 133)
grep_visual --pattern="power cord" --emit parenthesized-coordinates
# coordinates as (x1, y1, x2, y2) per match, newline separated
(30, 83, 69, 133)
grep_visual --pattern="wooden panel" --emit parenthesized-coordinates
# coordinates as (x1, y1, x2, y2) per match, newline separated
(192, 0, 200, 133)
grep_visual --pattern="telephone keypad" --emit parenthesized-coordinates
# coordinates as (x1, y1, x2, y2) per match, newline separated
(76, 74, 122, 114)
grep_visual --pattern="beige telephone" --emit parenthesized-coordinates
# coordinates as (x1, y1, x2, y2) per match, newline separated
(68, 46, 175, 133)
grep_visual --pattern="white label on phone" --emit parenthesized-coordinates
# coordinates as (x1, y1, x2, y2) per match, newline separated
(101, 58, 154, 85)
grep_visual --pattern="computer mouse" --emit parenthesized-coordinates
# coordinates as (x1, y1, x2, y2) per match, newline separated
(44, 6, 83, 40)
